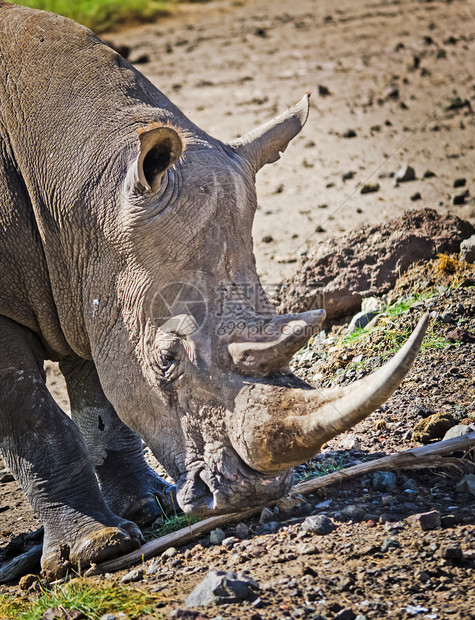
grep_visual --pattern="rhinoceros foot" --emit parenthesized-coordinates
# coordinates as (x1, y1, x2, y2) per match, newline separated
(101, 468, 179, 527)
(41, 524, 142, 580)
(119, 481, 178, 527)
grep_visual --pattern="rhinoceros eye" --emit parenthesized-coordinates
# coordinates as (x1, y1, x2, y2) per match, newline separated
(158, 351, 176, 374)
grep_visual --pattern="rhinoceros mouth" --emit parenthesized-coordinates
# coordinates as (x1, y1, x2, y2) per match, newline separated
(175, 455, 293, 517)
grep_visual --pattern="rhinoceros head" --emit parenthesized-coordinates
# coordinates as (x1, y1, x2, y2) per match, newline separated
(90, 95, 427, 516)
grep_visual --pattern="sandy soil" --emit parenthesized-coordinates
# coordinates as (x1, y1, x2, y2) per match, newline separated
(0, 0, 474, 617)
(108, 0, 475, 285)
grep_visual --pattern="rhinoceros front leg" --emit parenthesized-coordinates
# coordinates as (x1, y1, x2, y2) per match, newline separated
(0, 317, 142, 579)
(60, 357, 177, 527)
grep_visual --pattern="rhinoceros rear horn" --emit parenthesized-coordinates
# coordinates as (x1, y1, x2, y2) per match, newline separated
(229, 93, 310, 172)
(136, 126, 183, 193)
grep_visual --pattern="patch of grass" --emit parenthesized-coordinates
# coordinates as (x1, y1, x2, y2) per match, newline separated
(147, 511, 200, 539)
(14, 0, 178, 33)
(295, 456, 345, 483)
(0, 577, 166, 620)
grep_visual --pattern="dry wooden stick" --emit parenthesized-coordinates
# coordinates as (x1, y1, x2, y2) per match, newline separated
(292, 431, 475, 496)
(88, 431, 475, 575)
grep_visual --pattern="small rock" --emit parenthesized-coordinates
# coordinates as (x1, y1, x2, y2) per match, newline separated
(395, 164, 416, 183)
(460, 235, 475, 263)
(453, 178, 466, 188)
(385, 86, 399, 99)
(259, 507, 274, 523)
(341, 505, 367, 521)
(361, 296, 384, 313)
(381, 537, 399, 552)
(416, 569, 431, 583)
(440, 311, 456, 323)
(410, 192, 422, 201)
(442, 96, 471, 111)
(132, 53, 150, 64)
(406, 55, 420, 71)
(453, 190, 469, 205)
(342, 170, 356, 181)
(162, 546, 179, 559)
(0, 472, 14, 483)
(185, 570, 259, 607)
(343, 129, 357, 138)
(274, 496, 302, 516)
(145, 558, 161, 574)
(209, 529, 226, 545)
(301, 514, 335, 535)
(456, 473, 475, 496)
(259, 521, 279, 534)
(222, 537, 237, 549)
(406, 510, 441, 530)
(441, 514, 458, 528)
(295, 543, 319, 555)
(440, 544, 464, 561)
(404, 605, 429, 615)
(261, 235, 273, 243)
(121, 567, 143, 583)
(318, 84, 331, 96)
(347, 310, 379, 334)
(339, 434, 361, 450)
(100, 615, 119, 620)
(412, 412, 456, 443)
(443, 424, 475, 440)
(446, 327, 475, 343)
(235, 522, 249, 539)
(360, 182, 380, 194)
(335, 610, 356, 620)
(423, 170, 436, 178)
(372, 471, 397, 492)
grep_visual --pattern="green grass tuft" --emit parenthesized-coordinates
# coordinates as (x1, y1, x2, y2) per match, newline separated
(13, 0, 178, 33)
(295, 456, 345, 483)
(147, 511, 200, 539)
(0, 578, 166, 620)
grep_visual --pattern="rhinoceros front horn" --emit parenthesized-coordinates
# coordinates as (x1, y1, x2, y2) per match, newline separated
(228, 314, 429, 474)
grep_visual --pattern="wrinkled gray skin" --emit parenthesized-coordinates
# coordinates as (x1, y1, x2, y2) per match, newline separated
(0, 2, 428, 579)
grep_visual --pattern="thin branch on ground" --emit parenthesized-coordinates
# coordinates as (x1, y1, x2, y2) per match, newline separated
(85, 431, 475, 575)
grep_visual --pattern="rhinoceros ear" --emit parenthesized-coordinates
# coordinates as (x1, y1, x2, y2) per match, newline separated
(229, 93, 310, 172)
(135, 126, 183, 193)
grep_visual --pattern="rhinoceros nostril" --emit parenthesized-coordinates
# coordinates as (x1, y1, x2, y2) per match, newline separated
(176, 468, 214, 515)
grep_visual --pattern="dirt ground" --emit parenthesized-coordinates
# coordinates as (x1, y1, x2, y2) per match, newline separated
(1, 0, 474, 618)
(108, 0, 475, 285)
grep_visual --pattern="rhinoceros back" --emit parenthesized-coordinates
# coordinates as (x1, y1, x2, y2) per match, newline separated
(0, 2, 184, 358)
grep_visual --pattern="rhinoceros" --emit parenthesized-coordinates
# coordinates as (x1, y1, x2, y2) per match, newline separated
(0, 1, 428, 578)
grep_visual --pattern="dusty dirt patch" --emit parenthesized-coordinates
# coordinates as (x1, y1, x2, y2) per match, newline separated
(107, 0, 475, 285)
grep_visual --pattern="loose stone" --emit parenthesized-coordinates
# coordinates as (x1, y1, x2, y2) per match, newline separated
(121, 567, 143, 583)
(301, 514, 335, 535)
(209, 528, 226, 545)
(406, 510, 441, 530)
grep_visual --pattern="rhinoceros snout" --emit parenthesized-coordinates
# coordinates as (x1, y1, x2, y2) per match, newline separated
(175, 459, 293, 516)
